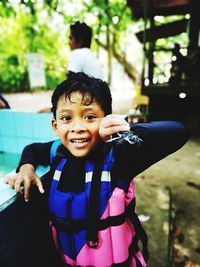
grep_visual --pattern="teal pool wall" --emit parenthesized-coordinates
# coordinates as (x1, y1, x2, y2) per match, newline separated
(0, 110, 56, 266)
(0, 109, 56, 209)
(0, 109, 56, 154)
(0, 152, 20, 177)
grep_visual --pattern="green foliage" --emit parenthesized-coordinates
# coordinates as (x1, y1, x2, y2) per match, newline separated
(0, 0, 143, 91)
(0, 1, 68, 93)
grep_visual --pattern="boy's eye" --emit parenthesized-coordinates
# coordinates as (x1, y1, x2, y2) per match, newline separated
(85, 115, 96, 120)
(61, 116, 71, 121)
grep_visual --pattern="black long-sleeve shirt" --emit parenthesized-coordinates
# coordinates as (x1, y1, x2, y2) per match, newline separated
(17, 121, 189, 193)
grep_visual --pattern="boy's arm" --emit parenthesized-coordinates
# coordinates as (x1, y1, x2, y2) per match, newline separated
(5, 141, 53, 202)
(114, 121, 189, 180)
(16, 141, 53, 171)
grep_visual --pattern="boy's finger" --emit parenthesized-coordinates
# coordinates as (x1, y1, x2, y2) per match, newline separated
(35, 179, 45, 194)
(23, 180, 31, 202)
(101, 125, 130, 138)
(14, 178, 23, 194)
(7, 176, 15, 188)
(101, 119, 125, 128)
(102, 115, 129, 127)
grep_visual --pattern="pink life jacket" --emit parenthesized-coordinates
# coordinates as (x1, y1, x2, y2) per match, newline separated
(49, 141, 148, 266)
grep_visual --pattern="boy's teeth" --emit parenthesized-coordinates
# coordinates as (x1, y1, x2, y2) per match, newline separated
(72, 139, 87, 143)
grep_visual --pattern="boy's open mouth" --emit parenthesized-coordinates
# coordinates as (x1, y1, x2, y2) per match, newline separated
(70, 138, 89, 144)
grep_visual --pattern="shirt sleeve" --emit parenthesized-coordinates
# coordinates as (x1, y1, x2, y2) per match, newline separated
(112, 121, 189, 182)
(16, 141, 53, 172)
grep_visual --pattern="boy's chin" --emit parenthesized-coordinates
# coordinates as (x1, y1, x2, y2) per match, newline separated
(69, 149, 91, 158)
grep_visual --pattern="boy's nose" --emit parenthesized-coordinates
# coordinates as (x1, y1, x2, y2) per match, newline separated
(70, 119, 86, 132)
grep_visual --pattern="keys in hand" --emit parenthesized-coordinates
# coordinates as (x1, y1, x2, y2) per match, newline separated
(106, 131, 143, 147)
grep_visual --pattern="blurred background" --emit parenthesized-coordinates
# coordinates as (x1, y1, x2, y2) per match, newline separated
(1, 0, 200, 133)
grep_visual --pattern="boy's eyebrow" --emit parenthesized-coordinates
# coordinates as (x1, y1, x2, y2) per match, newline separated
(58, 108, 72, 114)
(82, 107, 99, 112)
(58, 106, 99, 114)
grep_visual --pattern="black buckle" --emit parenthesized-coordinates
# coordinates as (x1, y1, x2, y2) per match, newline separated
(87, 239, 98, 248)
(87, 231, 99, 248)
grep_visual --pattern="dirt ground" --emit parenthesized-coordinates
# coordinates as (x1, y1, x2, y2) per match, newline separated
(4, 91, 200, 267)
(136, 138, 200, 267)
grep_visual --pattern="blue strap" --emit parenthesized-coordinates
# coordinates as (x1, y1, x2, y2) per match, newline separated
(50, 139, 62, 164)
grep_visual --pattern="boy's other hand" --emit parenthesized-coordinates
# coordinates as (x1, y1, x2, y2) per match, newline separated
(99, 114, 130, 142)
(4, 164, 44, 202)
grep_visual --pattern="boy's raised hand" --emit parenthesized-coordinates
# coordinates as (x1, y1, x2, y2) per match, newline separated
(99, 114, 130, 142)
(4, 163, 44, 202)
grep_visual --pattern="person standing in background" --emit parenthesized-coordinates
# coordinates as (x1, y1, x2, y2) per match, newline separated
(0, 87, 10, 109)
(38, 21, 103, 114)
(67, 21, 103, 80)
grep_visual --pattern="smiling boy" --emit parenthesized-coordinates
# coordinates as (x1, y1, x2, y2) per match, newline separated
(52, 91, 106, 158)
(5, 73, 189, 267)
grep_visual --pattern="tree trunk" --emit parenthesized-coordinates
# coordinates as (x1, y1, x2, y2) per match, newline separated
(96, 39, 139, 83)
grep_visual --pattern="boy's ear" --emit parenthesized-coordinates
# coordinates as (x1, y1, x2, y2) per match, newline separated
(51, 119, 59, 136)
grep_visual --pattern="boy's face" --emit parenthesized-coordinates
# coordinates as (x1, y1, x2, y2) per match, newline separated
(69, 31, 82, 50)
(52, 92, 105, 157)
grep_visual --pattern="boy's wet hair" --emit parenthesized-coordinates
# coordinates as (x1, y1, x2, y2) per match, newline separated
(70, 21, 92, 48)
(51, 73, 112, 118)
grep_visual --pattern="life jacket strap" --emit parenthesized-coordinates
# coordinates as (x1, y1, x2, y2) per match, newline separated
(50, 212, 126, 234)
(50, 202, 149, 262)
(86, 145, 112, 249)
(127, 199, 149, 263)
